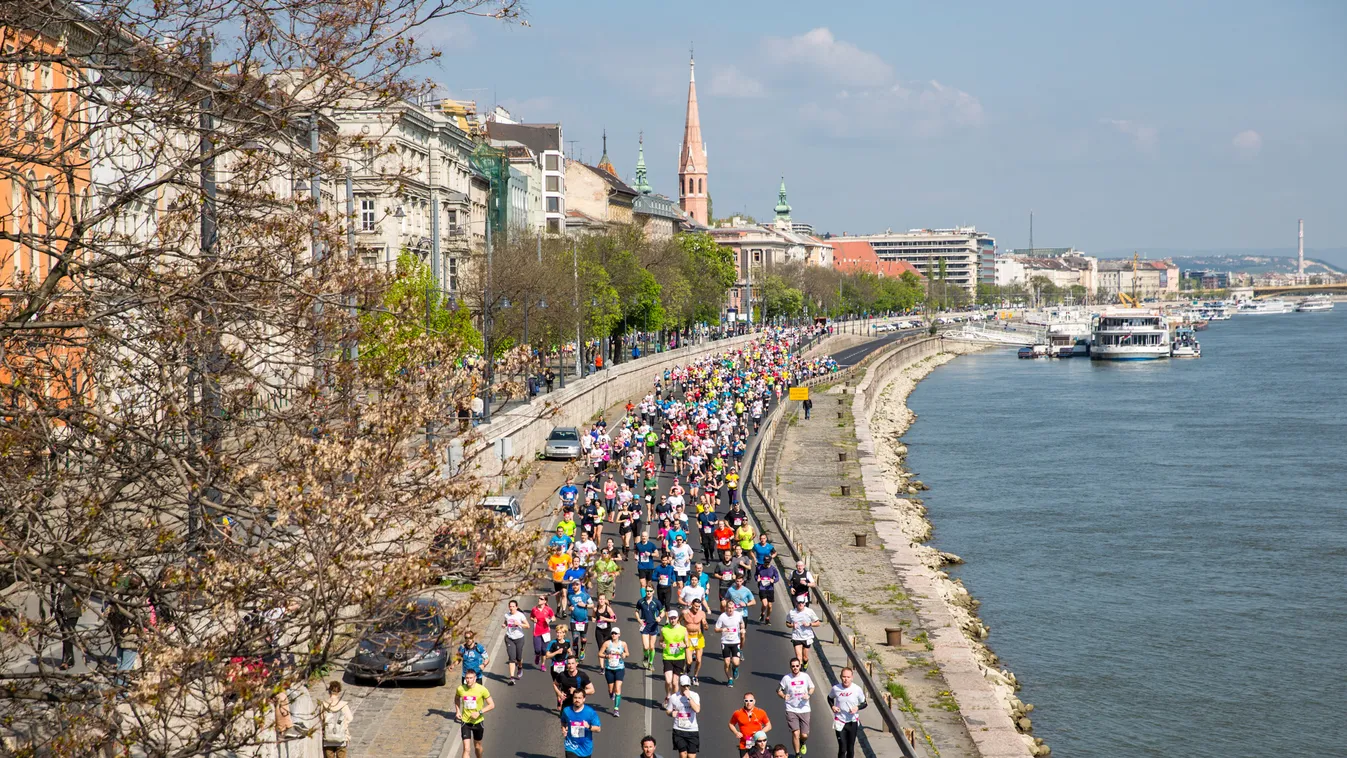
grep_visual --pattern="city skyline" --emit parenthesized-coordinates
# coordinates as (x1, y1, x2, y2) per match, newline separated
(416, 0, 1347, 252)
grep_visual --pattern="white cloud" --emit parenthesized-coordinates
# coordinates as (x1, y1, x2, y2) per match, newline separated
(1102, 118, 1159, 150)
(709, 66, 766, 99)
(1232, 129, 1262, 156)
(762, 27, 894, 88)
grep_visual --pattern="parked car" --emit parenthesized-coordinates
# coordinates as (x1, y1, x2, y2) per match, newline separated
(481, 495, 524, 531)
(544, 426, 582, 460)
(349, 597, 449, 686)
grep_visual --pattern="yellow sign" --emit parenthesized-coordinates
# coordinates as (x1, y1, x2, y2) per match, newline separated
(789, 386, 809, 401)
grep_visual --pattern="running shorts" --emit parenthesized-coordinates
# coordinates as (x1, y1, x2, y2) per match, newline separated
(641, 621, 660, 636)
(638, 568, 655, 582)
(460, 723, 484, 741)
(786, 710, 812, 734)
(604, 667, 625, 684)
(722, 643, 741, 658)
(672, 730, 700, 754)
(687, 634, 705, 650)
(662, 658, 686, 675)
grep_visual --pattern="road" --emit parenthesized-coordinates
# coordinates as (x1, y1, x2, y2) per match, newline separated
(464, 333, 903, 758)
(829, 330, 922, 369)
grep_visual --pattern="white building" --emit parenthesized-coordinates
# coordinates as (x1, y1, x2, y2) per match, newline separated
(485, 119, 565, 235)
(844, 227, 995, 296)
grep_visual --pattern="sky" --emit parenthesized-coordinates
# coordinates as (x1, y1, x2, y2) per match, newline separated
(417, 0, 1347, 254)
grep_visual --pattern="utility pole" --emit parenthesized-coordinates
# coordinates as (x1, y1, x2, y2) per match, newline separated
(573, 240, 581, 378)
(345, 166, 357, 360)
(481, 223, 493, 424)
(191, 32, 222, 548)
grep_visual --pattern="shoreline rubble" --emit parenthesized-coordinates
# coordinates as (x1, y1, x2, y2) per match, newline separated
(861, 343, 1049, 757)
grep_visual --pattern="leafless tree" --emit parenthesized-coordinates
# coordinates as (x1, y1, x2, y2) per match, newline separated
(0, 1, 532, 755)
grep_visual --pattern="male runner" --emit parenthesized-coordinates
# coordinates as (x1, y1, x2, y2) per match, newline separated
(659, 610, 690, 700)
(453, 669, 494, 758)
(714, 602, 746, 686)
(755, 561, 780, 623)
(665, 674, 701, 758)
(560, 690, 601, 758)
(777, 657, 815, 756)
(681, 598, 708, 685)
(637, 590, 665, 669)
(786, 597, 822, 671)
(728, 693, 772, 756)
(828, 667, 868, 758)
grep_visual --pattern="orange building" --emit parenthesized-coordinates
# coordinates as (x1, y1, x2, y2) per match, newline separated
(1, 23, 92, 405)
(831, 239, 925, 280)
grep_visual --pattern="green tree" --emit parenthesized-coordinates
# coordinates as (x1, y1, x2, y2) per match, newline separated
(361, 251, 480, 375)
(760, 274, 805, 321)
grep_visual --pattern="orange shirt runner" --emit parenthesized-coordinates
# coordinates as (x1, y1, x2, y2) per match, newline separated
(729, 706, 772, 750)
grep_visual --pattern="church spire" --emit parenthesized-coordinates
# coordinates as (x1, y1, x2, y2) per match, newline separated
(678, 49, 709, 226)
(597, 129, 617, 176)
(774, 177, 792, 222)
(634, 132, 652, 194)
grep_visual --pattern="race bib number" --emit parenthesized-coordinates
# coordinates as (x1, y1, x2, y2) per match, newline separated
(461, 695, 478, 711)
(568, 722, 588, 739)
(607, 653, 623, 668)
(674, 711, 694, 730)
(573, 621, 587, 632)
(552, 661, 566, 672)
(658, 575, 670, 586)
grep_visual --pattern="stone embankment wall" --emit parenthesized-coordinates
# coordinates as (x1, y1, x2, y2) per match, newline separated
(853, 338, 1045, 757)
(461, 333, 762, 489)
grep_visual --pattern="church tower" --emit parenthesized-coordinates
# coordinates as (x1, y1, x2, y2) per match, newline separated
(774, 177, 792, 230)
(678, 53, 709, 226)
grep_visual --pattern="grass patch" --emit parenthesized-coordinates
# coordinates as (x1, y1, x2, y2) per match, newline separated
(933, 690, 959, 712)
(887, 681, 919, 713)
(438, 579, 477, 592)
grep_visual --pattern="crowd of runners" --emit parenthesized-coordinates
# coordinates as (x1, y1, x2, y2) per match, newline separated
(451, 328, 876, 758)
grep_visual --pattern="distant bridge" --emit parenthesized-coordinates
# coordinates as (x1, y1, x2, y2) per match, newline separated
(1253, 283, 1347, 299)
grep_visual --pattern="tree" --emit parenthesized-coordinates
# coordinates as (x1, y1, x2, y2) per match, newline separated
(361, 251, 481, 375)
(0, 1, 531, 755)
(674, 232, 737, 327)
(759, 274, 805, 322)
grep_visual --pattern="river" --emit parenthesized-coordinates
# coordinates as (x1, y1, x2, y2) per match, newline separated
(903, 307, 1347, 756)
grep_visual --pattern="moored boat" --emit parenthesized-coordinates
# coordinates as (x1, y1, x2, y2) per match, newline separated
(1090, 308, 1171, 361)
(1171, 326, 1201, 358)
(1295, 295, 1334, 313)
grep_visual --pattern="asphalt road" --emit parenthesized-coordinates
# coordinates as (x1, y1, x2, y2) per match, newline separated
(830, 330, 922, 368)
(461, 334, 901, 758)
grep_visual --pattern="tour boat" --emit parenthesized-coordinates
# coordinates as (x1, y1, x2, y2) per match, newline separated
(1090, 309, 1171, 361)
(1170, 327, 1201, 358)
(1238, 300, 1294, 315)
(1295, 295, 1334, 313)
(1018, 344, 1049, 359)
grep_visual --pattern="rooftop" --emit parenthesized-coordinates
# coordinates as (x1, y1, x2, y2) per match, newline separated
(832, 240, 925, 279)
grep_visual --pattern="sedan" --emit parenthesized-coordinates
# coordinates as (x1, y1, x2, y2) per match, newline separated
(349, 597, 449, 686)
(544, 426, 582, 460)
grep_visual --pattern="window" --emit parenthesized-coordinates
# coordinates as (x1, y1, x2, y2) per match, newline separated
(546, 197, 560, 213)
(359, 198, 376, 231)
(545, 175, 560, 193)
(547, 218, 561, 234)
(698, 178, 703, 194)
(687, 178, 693, 195)
(753, 249, 762, 263)
(545, 154, 559, 171)
(448, 257, 459, 292)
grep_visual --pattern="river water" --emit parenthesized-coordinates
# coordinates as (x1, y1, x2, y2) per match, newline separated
(903, 307, 1347, 756)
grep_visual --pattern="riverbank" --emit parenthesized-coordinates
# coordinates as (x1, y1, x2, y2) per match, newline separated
(850, 339, 1045, 758)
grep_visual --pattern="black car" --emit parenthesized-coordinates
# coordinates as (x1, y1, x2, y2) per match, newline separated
(349, 597, 449, 686)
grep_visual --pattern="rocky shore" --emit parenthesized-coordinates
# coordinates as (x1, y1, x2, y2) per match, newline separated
(864, 343, 1049, 757)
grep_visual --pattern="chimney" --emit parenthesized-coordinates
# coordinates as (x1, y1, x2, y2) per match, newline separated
(1298, 219, 1304, 275)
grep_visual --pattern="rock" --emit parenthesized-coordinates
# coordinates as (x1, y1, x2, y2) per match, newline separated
(939, 551, 964, 565)
(1024, 702, 1034, 712)
(1017, 717, 1033, 732)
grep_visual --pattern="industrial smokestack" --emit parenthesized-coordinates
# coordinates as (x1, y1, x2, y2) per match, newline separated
(1298, 219, 1305, 275)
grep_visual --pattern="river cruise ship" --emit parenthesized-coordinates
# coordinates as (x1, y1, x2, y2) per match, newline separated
(1090, 309, 1171, 361)
(1295, 295, 1334, 313)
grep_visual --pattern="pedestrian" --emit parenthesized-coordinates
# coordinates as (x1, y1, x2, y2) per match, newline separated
(665, 674, 701, 758)
(52, 568, 81, 670)
(802, 397, 812, 419)
(545, 367, 556, 393)
(777, 657, 815, 756)
(728, 693, 772, 756)
(454, 668, 494, 758)
(560, 689, 602, 758)
(319, 681, 353, 758)
(828, 667, 869, 758)
(502, 600, 529, 683)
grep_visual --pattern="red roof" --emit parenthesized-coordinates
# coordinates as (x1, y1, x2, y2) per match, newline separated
(831, 240, 925, 279)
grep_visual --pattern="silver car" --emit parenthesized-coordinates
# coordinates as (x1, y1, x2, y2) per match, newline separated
(544, 426, 582, 460)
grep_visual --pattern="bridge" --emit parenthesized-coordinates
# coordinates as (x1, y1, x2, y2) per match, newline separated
(1251, 283, 1347, 299)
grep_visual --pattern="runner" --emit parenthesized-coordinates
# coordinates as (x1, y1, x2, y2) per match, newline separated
(567, 580, 593, 660)
(501, 600, 529, 683)
(713, 549, 737, 611)
(777, 657, 815, 756)
(456, 631, 489, 685)
(681, 598, 708, 685)
(665, 674, 701, 758)
(553, 656, 595, 709)
(531, 595, 556, 670)
(593, 594, 618, 650)
(751, 534, 777, 569)
(788, 560, 816, 608)
(744, 732, 773, 758)
(755, 561, 780, 623)
(548, 546, 573, 612)
(786, 597, 821, 671)
(599, 627, 629, 716)
(545, 624, 574, 682)
(652, 553, 677, 608)
(559, 689, 601, 758)
(635, 531, 659, 598)
(638, 734, 664, 758)
(559, 477, 579, 510)
(453, 669, 494, 758)
(594, 550, 620, 600)
(636, 590, 665, 669)
(659, 610, 690, 700)
(828, 667, 868, 758)
(727, 693, 772, 756)
(714, 602, 746, 686)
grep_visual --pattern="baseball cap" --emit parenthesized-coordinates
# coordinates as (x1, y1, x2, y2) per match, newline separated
(753, 731, 768, 741)
(678, 674, 692, 686)
(667, 609, 680, 618)
(610, 627, 621, 636)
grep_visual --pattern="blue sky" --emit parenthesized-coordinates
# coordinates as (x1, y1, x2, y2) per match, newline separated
(420, 0, 1346, 254)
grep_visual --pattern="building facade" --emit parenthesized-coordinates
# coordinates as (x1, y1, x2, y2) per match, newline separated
(1097, 258, 1180, 298)
(486, 119, 565, 234)
(844, 227, 994, 296)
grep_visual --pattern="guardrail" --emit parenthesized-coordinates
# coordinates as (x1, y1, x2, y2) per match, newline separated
(741, 337, 929, 758)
